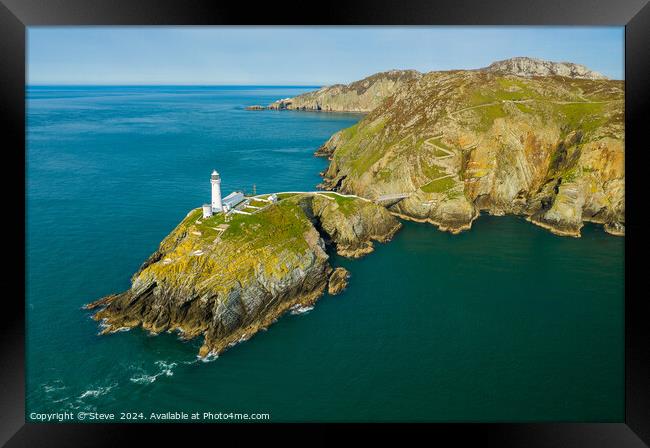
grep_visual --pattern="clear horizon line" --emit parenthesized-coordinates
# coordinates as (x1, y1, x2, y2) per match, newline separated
(27, 76, 624, 86)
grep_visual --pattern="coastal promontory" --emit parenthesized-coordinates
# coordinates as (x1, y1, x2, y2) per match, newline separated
(266, 70, 421, 112)
(312, 58, 624, 237)
(86, 192, 400, 357)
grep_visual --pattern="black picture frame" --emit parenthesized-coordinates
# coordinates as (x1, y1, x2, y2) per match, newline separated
(2, 0, 648, 445)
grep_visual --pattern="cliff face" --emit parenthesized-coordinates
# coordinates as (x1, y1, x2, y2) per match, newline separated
(310, 193, 402, 257)
(318, 68, 624, 237)
(267, 70, 421, 112)
(86, 193, 399, 357)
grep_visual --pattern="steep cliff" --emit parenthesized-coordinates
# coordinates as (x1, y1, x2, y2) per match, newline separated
(318, 66, 624, 237)
(86, 193, 399, 357)
(310, 193, 401, 257)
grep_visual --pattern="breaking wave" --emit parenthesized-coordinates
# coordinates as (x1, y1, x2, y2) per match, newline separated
(129, 361, 177, 385)
(78, 382, 117, 399)
(198, 352, 219, 363)
(290, 305, 314, 315)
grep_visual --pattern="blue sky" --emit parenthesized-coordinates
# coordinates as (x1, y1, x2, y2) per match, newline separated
(27, 27, 624, 85)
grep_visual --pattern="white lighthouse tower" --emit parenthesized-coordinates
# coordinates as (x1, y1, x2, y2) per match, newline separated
(211, 170, 223, 213)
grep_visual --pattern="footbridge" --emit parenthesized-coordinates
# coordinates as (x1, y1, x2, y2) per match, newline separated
(374, 193, 411, 207)
(253, 190, 412, 207)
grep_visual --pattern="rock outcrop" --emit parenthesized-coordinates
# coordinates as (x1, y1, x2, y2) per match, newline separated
(485, 57, 608, 80)
(327, 267, 350, 295)
(310, 193, 401, 257)
(317, 63, 624, 237)
(86, 193, 400, 357)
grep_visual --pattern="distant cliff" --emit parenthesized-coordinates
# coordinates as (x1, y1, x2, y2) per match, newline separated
(86, 193, 400, 358)
(315, 58, 624, 237)
(249, 58, 609, 114)
(265, 70, 422, 112)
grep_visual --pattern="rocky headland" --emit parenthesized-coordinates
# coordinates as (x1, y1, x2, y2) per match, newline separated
(86, 192, 400, 358)
(304, 58, 624, 237)
(263, 70, 421, 112)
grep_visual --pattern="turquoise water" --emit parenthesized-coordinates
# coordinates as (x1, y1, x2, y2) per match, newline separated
(26, 86, 624, 422)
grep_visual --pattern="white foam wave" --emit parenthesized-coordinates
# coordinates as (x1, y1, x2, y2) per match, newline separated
(290, 305, 314, 315)
(78, 383, 117, 399)
(155, 360, 176, 375)
(42, 381, 66, 394)
(198, 352, 219, 363)
(129, 361, 177, 385)
(129, 373, 158, 385)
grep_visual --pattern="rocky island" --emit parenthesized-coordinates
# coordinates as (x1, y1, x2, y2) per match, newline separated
(256, 57, 624, 237)
(86, 192, 400, 358)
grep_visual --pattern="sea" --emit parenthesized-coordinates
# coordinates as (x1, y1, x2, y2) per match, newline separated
(26, 85, 624, 422)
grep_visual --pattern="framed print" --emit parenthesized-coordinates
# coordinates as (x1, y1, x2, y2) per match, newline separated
(1, 0, 649, 445)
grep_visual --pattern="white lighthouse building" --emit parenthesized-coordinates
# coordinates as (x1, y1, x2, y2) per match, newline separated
(202, 170, 246, 218)
(211, 170, 222, 213)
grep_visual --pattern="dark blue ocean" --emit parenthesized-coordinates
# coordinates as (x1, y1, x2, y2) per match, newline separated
(26, 86, 624, 422)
